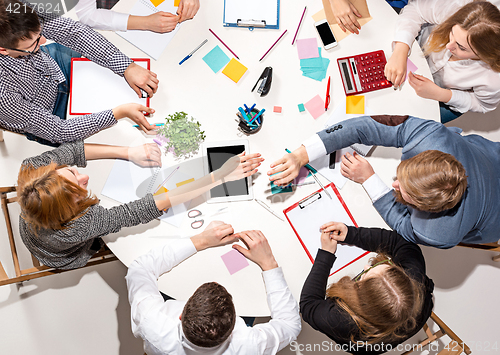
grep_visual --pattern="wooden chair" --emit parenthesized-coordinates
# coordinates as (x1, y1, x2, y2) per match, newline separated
(403, 312, 471, 355)
(0, 186, 118, 286)
(458, 241, 500, 262)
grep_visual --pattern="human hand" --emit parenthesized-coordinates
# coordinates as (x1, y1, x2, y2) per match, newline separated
(112, 103, 157, 135)
(215, 152, 263, 183)
(128, 143, 162, 167)
(268, 146, 309, 186)
(330, 0, 361, 34)
(145, 11, 179, 33)
(384, 42, 410, 88)
(320, 222, 348, 253)
(232, 230, 278, 271)
(191, 221, 237, 251)
(124, 62, 159, 98)
(340, 152, 374, 184)
(408, 72, 453, 102)
(177, 0, 200, 22)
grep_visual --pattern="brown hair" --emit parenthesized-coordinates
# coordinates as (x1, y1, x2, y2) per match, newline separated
(424, 1, 500, 72)
(396, 150, 467, 213)
(0, 0, 41, 49)
(17, 163, 99, 233)
(325, 254, 424, 344)
(182, 282, 236, 348)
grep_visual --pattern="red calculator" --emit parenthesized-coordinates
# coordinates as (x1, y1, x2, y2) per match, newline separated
(337, 50, 392, 96)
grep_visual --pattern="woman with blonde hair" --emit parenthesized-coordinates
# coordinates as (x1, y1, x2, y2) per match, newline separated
(300, 222, 434, 354)
(384, 0, 500, 122)
(17, 140, 262, 270)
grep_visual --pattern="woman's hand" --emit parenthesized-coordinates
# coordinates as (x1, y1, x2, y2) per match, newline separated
(340, 152, 374, 184)
(177, 0, 200, 22)
(384, 42, 410, 88)
(128, 143, 162, 167)
(320, 222, 348, 254)
(216, 152, 263, 183)
(330, 0, 362, 34)
(144, 12, 179, 33)
(408, 72, 453, 102)
(112, 103, 157, 135)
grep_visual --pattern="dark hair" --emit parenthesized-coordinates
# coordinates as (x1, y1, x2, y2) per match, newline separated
(0, 0, 40, 49)
(181, 282, 236, 348)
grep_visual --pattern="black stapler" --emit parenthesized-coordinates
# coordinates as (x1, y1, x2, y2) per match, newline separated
(251, 67, 272, 97)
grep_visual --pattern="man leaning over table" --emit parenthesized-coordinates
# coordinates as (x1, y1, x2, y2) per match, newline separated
(268, 114, 500, 249)
(126, 222, 301, 355)
(0, 0, 159, 146)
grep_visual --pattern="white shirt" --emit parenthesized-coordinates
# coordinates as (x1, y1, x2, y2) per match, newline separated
(75, 0, 129, 31)
(394, 0, 500, 113)
(126, 238, 301, 355)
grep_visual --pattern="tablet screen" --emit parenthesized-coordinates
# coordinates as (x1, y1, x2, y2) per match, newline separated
(207, 145, 249, 198)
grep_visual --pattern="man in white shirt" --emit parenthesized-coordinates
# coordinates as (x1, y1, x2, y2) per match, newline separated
(126, 221, 301, 355)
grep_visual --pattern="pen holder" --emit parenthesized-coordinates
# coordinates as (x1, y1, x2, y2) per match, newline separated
(237, 108, 264, 135)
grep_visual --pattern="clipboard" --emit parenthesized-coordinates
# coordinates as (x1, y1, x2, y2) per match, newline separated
(69, 58, 150, 115)
(223, 0, 280, 30)
(284, 183, 369, 275)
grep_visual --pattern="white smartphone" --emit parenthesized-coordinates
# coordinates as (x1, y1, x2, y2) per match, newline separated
(314, 19, 338, 49)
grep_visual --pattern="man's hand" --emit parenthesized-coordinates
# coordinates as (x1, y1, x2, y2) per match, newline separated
(191, 221, 237, 251)
(177, 0, 200, 22)
(340, 152, 374, 184)
(112, 103, 157, 135)
(320, 222, 348, 254)
(124, 62, 159, 98)
(268, 145, 309, 186)
(384, 42, 410, 88)
(128, 143, 162, 167)
(232, 230, 278, 271)
(330, 0, 362, 34)
(408, 72, 453, 102)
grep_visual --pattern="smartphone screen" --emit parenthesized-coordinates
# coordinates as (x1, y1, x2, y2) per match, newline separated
(316, 22, 336, 46)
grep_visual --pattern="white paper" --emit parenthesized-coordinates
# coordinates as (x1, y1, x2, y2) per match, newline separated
(70, 60, 148, 114)
(117, 0, 181, 60)
(285, 185, 367, 274)
(224, 0, 278, 26)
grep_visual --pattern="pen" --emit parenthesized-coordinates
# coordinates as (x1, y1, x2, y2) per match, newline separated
(244, 104, 251, 115)
(133, 123, 164, 128)
(249, 109, 265, 124)
(209, 29, 240, 60)
(259, 29, 287, 62)
(277, 181, 315, 188)
(255, 199, 284, 221)
(154, 166, 179, 194)
(238, 107, 251, 120)
(325, 76, 331, 111)
(179, 39, 208, 65)
(285, 148, 332, 199)
(292, 6, 307, 45)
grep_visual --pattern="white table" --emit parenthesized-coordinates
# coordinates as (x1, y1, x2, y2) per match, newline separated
(34, 0, 441, 315)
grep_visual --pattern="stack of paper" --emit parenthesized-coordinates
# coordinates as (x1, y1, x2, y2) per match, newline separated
(296, 38, 329, 81)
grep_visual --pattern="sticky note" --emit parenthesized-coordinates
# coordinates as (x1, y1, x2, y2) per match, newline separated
(298, 103, 305, 112)
(202, 46, 230, 73)
(296, 167, 311, 184)
(271, 180, 292, 194)
(176, 178, 195, 187)
(221, 249, 249, 275)
(222, 58, 248, 83)
(346, 95, 365, 114)
(305, 94, 325, 120)
(153, 186, 168, 196)
(150, 0, 165, 6)
(174, 0, 180, 5)
(296, 38, 320, 59)
(273, 106, 282, 113)
(406, 58, 418, 81)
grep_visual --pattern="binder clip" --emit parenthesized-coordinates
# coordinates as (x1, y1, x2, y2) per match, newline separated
(251, 67, 272, 97)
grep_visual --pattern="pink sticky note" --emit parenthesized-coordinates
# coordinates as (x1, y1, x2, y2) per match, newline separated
(304, 94, 325, 119)
(406, 58, 418, 81)
(295, 166, 310, 184)
(296, 38, 320, 59)
(273, 106, 282, 113)
(221, 249, 249, 275)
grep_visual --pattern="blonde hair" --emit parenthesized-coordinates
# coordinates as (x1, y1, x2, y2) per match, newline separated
(325, 254, 424, 344)
(424, 1, 500, 72)
(17, 163, 98, 233)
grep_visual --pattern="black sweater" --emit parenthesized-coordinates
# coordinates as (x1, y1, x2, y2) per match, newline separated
(300, 226, 434, 355)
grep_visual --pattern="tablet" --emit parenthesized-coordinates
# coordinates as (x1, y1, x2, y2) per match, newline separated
(202, 140, 253, 203)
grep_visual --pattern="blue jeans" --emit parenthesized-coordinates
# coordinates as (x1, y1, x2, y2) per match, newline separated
(25, 43, 81, 147)
(440, 102, 463, 124)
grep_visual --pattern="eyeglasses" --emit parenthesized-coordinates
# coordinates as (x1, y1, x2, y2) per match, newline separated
(352, 259, 393, 281)
(4, 20, 44, 54)
(187, 207, 228, 229)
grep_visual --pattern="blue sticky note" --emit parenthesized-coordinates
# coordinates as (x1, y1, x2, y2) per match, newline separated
(202, 45, 230, 73)
(298, 103, 305, 112)
(270, 173, 292, 194)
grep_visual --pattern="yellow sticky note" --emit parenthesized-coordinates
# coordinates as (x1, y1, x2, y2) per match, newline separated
(176, 178, 195, 187)
(150, 0, 165, 6)
(346, 95, 365, 114)
(222, 58, 248, 83)
(153, 186, 169, 196)
(174, 0, 180, 5)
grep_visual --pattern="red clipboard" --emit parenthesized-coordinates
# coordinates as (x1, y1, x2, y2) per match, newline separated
(284, 182, 369, 275)
(69, 58, 150, 115)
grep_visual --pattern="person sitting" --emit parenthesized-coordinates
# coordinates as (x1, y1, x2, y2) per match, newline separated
(17, 139, 262, 269)
(126, 227, 301, 354)
(384, 0, 500, 122)
(268, 114, 500, 249)
(0, 0, 159, 146)
(75, 0, 200, 33)
(300, 222, 433, 354)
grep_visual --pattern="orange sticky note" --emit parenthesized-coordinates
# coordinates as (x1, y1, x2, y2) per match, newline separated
(150, 0, 165, 6)
(153, 186, 168, 196)
(176, 178, 195, 187)
(174, 0, 180, 5)
(346, 95, 365, 114)
(222, 58, 248, 83)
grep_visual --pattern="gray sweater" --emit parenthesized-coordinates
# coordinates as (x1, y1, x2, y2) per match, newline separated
(19, 141, 162, 269)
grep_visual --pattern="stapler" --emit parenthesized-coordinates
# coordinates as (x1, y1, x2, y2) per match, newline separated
(251, 67, 272, 97)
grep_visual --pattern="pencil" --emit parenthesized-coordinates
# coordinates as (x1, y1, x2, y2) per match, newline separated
(259, 29, 287, 61)
(154, 166, 179, 194)
(292, 6, 307, 45)
(208, 29, 240, 60)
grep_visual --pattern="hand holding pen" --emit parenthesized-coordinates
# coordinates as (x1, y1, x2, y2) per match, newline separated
(112, 103, 157, 135)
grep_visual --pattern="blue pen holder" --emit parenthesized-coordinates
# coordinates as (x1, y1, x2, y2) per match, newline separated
(237, 107, 264, 135)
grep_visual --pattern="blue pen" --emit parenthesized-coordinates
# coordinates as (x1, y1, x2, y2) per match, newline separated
(179, 39, 208, 65)
(249, 103, 256, 112)
(244, 104, 251, 115)
(249, 108, 265, 124)
(238, 107, 251, 121)
(133, 123, 164, 128)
